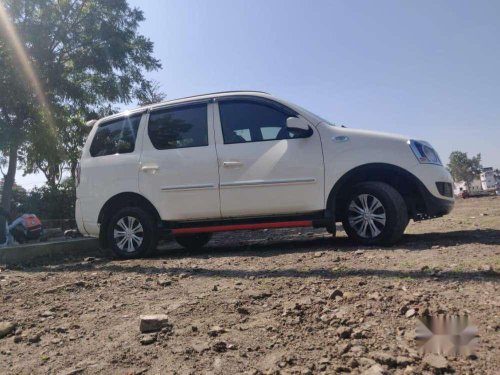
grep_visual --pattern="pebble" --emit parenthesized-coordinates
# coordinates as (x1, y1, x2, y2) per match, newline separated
(0, 322, 15, 339)
(336, 326, 352, 339)
(140, 333, 157, 345)
(405, 308, 416, 318)
(28, 334, 41, 343)
(157, 278, 172, 287)
(423, 353, 449, 370)
(212, 341, 227, 352)
(208, 326, 226, 337)
(328, 289, 343, 299)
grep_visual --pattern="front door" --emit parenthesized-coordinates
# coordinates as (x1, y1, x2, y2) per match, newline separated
(139, 102, 221, 221)
(214, 98, 325, 218)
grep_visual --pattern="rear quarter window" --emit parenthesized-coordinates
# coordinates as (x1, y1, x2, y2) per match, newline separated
(89, 115, 142, 157)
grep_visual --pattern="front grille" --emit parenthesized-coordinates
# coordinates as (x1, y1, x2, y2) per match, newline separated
(436, 182, 453, 198)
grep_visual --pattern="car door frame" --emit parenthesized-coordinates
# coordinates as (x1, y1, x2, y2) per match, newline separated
(212, 95, 326, 218)
(138, 99, 222, 221)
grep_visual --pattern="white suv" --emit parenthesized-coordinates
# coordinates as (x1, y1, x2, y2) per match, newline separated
(76, 91, 454, 258)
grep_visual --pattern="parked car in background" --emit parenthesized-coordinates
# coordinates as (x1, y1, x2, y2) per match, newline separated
(76, 91, 454, 258)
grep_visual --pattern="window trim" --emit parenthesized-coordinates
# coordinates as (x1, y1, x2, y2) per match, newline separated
(147, 102, 210, 151)
(216, 97, 312, 145)
(89, 114, 142, 158)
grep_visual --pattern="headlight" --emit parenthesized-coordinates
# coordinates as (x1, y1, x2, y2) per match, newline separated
(408, 140, 442, 165)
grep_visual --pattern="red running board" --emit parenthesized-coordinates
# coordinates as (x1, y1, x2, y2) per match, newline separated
(171, 220, 313, 235)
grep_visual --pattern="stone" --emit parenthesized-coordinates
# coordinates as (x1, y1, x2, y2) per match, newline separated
(28, 334, 41, 343)
(237, 307, 250, 315)
(140, 333, 157, 345)
(368, 292, 382, 301)
(247, 290, 272, 300)
(328, 289, 343, 299)
(405, 309, 416, 318)
(337, 326, 352, 339)
(213, 341, 228, 352)
(423, 354, 448, 370)
(314, 251, 324, 258)
(139, 314, 170, 333)
(354, 250, 365, 255)
(0, 322, 15, 339)
(157, 278, 172, 287)
(208, 326, 226, 337)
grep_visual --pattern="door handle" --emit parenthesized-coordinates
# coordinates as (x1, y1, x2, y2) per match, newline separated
(222, 161, 243, 168)
(141, 164, 160, 173)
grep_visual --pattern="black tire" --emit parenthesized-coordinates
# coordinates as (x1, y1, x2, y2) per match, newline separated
(342, 182, 408, 246)
(175, 233, 212, 250)
(107, 207, 158, 258)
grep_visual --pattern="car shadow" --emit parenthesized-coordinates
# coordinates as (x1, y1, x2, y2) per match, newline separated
(154, 228, 500, 259)
(14, 229, 499, 284)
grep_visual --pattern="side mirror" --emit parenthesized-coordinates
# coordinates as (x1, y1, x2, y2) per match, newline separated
(286, 117, 309, 131)
(286, 117, 313, 138)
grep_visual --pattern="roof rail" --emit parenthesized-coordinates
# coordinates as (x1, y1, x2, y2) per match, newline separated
(156, 90, 270, 105)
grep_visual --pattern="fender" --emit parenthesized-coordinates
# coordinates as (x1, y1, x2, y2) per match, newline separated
(325, 163, 428, 219)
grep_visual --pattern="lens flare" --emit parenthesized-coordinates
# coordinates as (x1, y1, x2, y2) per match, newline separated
(0, 2, 54, 127)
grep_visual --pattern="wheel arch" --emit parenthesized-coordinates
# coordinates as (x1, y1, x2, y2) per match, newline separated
(97, 192, 161, 248)
(326, 163, 427, 221)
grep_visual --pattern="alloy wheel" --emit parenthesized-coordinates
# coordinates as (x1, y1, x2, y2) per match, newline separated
(347, 194, 386, 238)
(113, 216, 144, 252)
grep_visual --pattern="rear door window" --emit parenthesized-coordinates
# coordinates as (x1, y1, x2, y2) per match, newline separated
(90, 115, 141, 157)
(148, 104, 208, 150)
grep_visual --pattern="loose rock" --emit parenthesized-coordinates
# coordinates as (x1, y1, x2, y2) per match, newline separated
(423, 353, 449, 370)
(0, 321, 15, 339)
(139, 314, 171, 333)
(140, 333, 157, 345)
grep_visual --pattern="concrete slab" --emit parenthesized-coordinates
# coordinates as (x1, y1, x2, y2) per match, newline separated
(0, 238, 106, 266)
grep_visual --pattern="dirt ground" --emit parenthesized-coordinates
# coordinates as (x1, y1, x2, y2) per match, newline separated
(0, 197, 499, 375)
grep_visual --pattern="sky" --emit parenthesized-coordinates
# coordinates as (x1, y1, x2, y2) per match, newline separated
(17, 0, 500, 189)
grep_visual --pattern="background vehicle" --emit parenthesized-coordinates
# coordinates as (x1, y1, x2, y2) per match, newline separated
(76, 91, 454, 258)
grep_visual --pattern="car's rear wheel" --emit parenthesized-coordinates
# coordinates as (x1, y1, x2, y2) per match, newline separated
(342, 182, 408, 246)
(107, 207, 158, 258)
(175, 233, 212, 250)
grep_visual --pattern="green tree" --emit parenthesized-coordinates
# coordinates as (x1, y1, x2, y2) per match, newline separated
(447, 151, 482, 189)
(0, 0, 161, 209)
(20, 178, 75, 220)
(137, 80, 167, 106)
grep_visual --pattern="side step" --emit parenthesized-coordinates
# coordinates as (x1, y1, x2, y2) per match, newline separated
(171, 220, 314, 235)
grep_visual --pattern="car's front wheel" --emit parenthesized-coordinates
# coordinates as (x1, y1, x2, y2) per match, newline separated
(107, 207, 158, 258)
(342, 182, 408, 246)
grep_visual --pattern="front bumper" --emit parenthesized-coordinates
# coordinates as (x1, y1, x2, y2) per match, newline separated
(419, 187, 454, 218)
(407, 164, 455, 219)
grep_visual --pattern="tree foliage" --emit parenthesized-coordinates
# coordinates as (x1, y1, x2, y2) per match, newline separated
(137, 80, 167, 106)
(0, 0, 162, 208)
(447, 151, 482, 186)
(21, 178, 76, 220)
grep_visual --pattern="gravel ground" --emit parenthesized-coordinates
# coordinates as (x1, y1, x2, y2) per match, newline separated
(0, 196, 499, 375)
